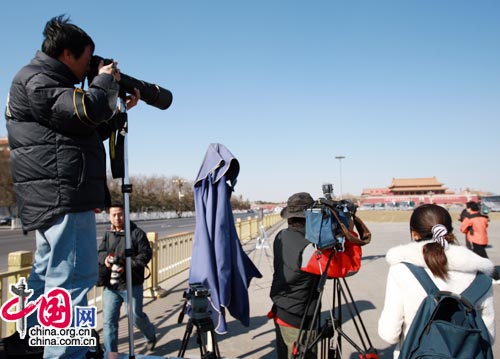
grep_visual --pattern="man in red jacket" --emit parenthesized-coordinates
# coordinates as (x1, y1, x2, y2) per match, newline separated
(460, 201, 500, 283)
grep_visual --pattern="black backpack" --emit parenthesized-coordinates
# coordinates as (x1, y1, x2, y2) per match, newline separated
(398, 262, 493, 359)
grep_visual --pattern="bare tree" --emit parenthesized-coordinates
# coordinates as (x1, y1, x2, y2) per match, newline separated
(231, 194, 251, 210)
(106, 174, 194, 212)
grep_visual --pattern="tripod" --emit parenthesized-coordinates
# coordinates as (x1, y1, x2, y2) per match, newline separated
(253, 222, 273, 271)
(293, 250, 378, 359)
(178, 315, 221, 359)
(177, 286, 221, 359)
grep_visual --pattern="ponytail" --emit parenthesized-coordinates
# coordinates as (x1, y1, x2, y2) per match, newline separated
(423, 224, 450, 280)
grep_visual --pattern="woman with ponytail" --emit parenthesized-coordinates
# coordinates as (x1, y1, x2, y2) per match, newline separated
(378, 204, 496, 359)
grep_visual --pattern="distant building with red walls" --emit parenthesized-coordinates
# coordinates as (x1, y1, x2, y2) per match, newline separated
(360, 177, 478, 207)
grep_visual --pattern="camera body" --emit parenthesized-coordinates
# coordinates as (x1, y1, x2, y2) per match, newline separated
(186, 283, 210, 320)
(108, 254, 124, 287)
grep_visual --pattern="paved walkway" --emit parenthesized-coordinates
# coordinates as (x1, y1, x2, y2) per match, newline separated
(110, 220, 500, 359)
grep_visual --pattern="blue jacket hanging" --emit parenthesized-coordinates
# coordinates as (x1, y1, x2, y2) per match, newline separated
(189, 143, 262, 334)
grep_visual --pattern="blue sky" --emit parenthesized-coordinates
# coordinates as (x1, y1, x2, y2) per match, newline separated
(1, 1, 499, 202)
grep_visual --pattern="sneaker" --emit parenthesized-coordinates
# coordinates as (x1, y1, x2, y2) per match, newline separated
(1, 331, 44, 357)
(146, 336, 157, 352)
(492, 278, 500, 285)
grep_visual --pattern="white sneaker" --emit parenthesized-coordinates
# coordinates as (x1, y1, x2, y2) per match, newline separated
(492, 279, 500, 285)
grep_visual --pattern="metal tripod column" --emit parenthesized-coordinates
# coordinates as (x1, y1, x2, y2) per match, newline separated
(116, 98, 136, 358)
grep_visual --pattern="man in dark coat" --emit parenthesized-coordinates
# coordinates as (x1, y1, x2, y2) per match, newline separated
(270, 192, 320, 359)
(4, 15, 139, 358)
(97, 204, 157, 353)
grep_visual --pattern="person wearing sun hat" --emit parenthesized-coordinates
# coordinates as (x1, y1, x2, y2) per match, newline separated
(269, 192, 320, 359)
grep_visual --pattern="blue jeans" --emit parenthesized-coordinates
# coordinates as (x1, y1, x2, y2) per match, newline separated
(27, 211, 98, 359)
(102, 284, 156, 353)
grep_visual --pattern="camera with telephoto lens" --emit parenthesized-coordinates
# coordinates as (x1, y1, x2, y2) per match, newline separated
(108, 254, 124, 287)
(87, 55, 173, 110)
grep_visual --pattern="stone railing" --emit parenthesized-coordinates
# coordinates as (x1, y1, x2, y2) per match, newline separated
(0, 213, 282, 337)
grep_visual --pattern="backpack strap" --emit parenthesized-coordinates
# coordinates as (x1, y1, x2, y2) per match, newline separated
(404, 262, 492, 305)
(460, 272, 492, 305)
(403, 262, 439, 295)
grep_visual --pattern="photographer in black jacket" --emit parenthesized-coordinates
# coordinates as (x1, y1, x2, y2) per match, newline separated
(97, 204, 156, 353)
(4, 15, 139, 358)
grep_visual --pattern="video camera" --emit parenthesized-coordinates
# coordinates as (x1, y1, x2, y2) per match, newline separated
(87, 55, 173, 110)
(321, 183, 358, 216)
(304, 184, 370, 250)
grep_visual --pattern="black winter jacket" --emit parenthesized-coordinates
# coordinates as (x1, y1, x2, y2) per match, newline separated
(270, 226, 320, 328)
(97, 221, 152, 290)
(5, 51, 119, 231)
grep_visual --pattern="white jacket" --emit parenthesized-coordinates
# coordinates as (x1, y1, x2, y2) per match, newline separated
(378, 240, 495, 358)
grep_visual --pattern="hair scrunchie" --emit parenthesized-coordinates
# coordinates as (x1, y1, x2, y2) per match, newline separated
(431, 224, 449, 250)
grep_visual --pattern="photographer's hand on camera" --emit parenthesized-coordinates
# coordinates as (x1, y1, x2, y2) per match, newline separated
(105, 254, 124, 274)
(104, 254, 112, 268)
(105, 255, 111, 267)
(97, 59, 141, 110)
(98, 59, 120, 80)
(126, 88, 141, 110)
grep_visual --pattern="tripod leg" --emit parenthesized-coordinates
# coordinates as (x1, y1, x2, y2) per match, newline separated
(334, 279, 342, 358)
(210, 329, 221, 359)
(339, 278, 377, 353)
(178, 320, 194, 357)
(325, 279, 379, 358)
(196, 328, 207, 358)
(195, 328, 220, 359)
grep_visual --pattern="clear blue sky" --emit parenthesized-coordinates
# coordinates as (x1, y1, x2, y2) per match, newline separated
(1, 1, 499, 202)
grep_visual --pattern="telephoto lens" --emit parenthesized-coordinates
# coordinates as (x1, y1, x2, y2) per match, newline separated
(88, 55, 173, 110)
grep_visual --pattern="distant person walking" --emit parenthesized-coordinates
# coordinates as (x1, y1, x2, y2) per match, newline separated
(98, 204, 157, 354)
(460, 201, 500, 282)
(458, 201, 473, 249)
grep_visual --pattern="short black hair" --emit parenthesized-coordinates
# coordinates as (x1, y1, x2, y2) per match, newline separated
(465, 201, 475, 209)
(469, 202, 480, 212)
(41, 15, 95, 59)
(107, 203, 124, 210)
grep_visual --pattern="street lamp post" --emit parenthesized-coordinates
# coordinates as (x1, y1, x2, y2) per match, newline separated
(173, 178, 185, 217)
(335, 155, 346, 199)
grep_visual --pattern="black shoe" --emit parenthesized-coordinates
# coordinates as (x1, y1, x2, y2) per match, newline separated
(1, 331, 43, 358)
(146, 336, 157, 352)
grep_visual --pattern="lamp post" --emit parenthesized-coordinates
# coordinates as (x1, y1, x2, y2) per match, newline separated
(173, 178, 185, 217)
(335, 155, 346, 199)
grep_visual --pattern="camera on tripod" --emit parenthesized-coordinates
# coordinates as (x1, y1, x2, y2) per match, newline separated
(186, 282, 211, 320)
(322, 183, 357, 216)
(294, 186, 378, 359)
(305, 184, 369, 250)
(178, 283, 221, 358)
(87, 55, 173, 110)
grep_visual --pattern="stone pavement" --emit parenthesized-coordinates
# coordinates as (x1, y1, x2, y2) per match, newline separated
(109, 220, 500, 359)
